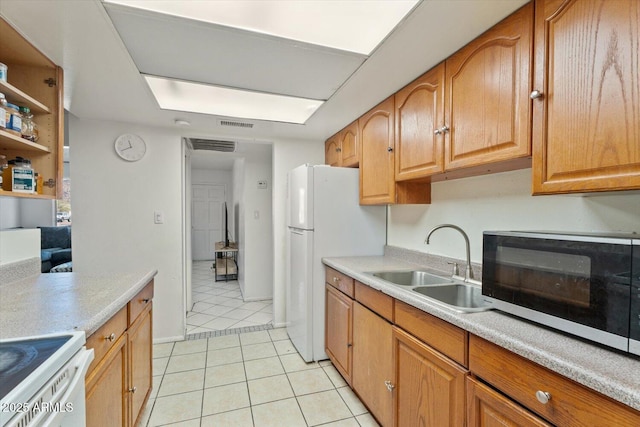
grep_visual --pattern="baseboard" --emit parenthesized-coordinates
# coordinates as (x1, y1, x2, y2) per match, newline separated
(272, 321, 287, 328)
(242, 295, 273, 302)
(153, 335, 184, 344)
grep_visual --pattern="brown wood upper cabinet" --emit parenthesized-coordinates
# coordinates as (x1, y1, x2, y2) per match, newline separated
(359, 96, 396, 205)
(395, 63, 445, 180)
(324, 120, 359, 168)
(443, 3, 533, 173)
(532, 0, 640, 194)
(359, 96, 432, 205)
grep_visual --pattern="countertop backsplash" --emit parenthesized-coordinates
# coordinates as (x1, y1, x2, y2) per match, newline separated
(384, 245, 482, 281)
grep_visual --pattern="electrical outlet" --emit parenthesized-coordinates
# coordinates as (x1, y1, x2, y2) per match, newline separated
(257, 180, 268, 189)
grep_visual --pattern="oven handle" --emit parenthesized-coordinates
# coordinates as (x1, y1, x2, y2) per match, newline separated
(61, 348, 94, 402)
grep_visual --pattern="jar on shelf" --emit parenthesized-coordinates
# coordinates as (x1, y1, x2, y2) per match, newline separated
(19, 106, 38, 142)
(2, 156, 35, 193)
(0, 62, 7, 82)
(0, 92, 7, 130)
(0, 155, 7, 187)
(5, 102, 22, 136)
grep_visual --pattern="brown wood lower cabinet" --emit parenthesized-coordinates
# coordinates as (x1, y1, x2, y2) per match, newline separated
(467, 376, 552, 427)
(86, 280, 154, 427)
(393, 327, 466, 427)
(352, 301, 394, 427)
(325, 284, 353, 386)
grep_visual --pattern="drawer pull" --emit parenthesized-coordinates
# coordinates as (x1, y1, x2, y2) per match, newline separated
(129, 386, 137, 394)
(536, 390, 551, 404)
(384, 380, 395, 392)
(333, 277, 341, 283)
(105, 333, 116, 342)
(142, 298, 150, 303)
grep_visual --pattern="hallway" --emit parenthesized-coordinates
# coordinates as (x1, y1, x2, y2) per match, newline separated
(187, 261, 273, 338)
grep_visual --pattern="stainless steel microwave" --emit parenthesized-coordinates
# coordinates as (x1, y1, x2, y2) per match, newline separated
(482, 231, 639, 356)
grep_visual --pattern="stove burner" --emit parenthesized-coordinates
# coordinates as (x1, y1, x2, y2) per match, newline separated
(0, 336, 72, 400)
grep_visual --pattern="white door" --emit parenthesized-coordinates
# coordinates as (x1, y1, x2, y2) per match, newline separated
(192, 184, 226, 260)
(287, 228, 314, 362)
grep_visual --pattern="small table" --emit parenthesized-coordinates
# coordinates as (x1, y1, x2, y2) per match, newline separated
(213, 241, 238, 282)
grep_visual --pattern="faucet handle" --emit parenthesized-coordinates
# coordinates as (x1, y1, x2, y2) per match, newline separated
(447, 262, 459, 277)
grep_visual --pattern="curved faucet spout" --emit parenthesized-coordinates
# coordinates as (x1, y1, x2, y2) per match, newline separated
(425, 224, 474, 281)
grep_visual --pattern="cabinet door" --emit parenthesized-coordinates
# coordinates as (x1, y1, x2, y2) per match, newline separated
(86, 335, 128, 427)
(340, 121, 359, 168)
(352, 301, 393, 426)
(392, 327, 466, 427)
(128, 304, 152, 427)
(532, 0, 640, 194)
(467, 377, 552, 427)
(359, 96, 395, 205)
(395, 63, 445, 180)
(325, 136, 341, 166)
(444, 3, 533, 171)
(325, 284, 353, 385)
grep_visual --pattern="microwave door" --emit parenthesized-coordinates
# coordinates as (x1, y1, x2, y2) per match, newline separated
(630, 241, 640, 356)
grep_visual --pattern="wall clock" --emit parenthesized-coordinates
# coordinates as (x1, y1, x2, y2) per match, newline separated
(114, 133, 146, 162)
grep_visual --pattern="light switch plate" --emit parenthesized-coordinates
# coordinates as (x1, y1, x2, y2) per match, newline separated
(257, 180, 268, 189)
(154, 211, 164, 224)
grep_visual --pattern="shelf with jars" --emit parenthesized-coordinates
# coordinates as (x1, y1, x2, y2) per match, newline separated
(0, 17, 63, 200)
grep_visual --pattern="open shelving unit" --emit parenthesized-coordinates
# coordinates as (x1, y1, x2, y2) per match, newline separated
(0, 17, 63, 199)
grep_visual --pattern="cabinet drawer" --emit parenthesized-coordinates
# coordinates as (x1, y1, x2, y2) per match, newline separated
(325, 267, 354, 298)
(469, 335, 640, 426)
(128, 280, 154, 326)
(395, 300, 468, 367)
(86, 305, 127, 374)
(355, 281, 393, 322)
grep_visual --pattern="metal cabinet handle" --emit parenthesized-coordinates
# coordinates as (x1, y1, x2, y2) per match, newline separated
(142, 298, 150, 303)
(434, 125, 450, 135)
(347, 343, 353, 348)
(105, 333, 116, 342)
(530, 90, 543, 99)
(129, 386, 137, 394)
(333, 277, 340, 283)
(536, 390, 551, 404)
(387, 146, 393, 152)
(384, 380, 395, 392)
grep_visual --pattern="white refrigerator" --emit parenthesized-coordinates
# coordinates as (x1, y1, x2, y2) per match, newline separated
(286, 164, 387, 362)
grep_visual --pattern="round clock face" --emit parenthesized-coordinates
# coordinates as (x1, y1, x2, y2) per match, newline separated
(115, 134, 146, 162)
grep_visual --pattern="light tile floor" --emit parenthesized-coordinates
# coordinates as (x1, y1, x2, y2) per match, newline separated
(142, 329, 380, 426)
(188, 261, 273, 336)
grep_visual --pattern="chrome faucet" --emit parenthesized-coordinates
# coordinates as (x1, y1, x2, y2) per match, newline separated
(425, 224, 474, 282)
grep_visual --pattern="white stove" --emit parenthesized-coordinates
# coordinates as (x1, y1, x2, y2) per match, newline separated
(0, 331, 94, 427)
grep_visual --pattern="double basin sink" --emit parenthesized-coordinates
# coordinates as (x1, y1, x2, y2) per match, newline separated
(367, 270, 492, 313)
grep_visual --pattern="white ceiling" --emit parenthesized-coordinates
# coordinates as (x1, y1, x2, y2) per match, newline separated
(0, 0, 529, 144)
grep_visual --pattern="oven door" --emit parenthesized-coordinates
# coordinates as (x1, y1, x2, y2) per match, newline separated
(482, 232, 632, 351)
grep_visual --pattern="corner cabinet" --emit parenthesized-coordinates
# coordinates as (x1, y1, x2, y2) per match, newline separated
(0, 18, 64, 199)
(86, 281, 154, 427)
(532, 0, 640, 194)
(325, 120, 359, 168)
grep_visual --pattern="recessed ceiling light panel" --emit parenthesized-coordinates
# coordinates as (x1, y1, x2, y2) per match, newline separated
(103, 0, 419, 54)
(144, 75, 324, 124)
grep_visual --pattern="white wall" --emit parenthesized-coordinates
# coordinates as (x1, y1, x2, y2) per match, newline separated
(388, 169, 640, 264)
(272, 140, 324, 326)
(240, 146, 273, 301)
(69, 116, 185, 342)
(0, 198, 54, 229)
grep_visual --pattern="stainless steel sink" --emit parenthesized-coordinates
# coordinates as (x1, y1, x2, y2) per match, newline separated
(371, 270, 453, 286)
(412, 284, 492, 313)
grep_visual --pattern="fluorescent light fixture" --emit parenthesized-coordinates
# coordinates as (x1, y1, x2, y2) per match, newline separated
(144, 75, 324, 124)
(103, 0, 418, 55)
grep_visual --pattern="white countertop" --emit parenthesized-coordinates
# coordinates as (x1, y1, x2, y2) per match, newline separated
(323, 255, 640, 411)
(0, 270, 157, 339)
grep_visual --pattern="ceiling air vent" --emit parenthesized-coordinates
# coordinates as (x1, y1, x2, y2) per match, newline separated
(187, 138, 237, 152)
(219, 120, 254, 129)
